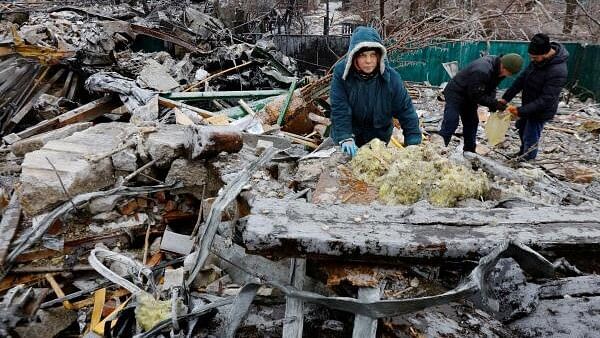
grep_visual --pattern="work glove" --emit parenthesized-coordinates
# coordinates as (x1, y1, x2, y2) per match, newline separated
(507, 105, 519, 118)
(340, 139, 358, 157)
(495, 100, 507, 112)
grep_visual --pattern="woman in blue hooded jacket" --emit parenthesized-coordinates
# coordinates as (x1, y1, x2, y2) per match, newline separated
(330, 27, 422, 157)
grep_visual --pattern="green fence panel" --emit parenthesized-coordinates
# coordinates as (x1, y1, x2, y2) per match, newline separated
(388, 40, 599, 100)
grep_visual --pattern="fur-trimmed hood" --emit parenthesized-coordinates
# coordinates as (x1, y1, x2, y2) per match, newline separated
(341, 26, 387, 80)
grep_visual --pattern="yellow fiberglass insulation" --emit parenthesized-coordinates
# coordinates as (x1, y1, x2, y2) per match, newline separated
(350, 138, 399, 184)
(351, 139, 489, 207)
(135, 292, 173, 332)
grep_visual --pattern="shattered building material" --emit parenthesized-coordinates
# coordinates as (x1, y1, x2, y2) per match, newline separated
(242, 197, 600, 261)
(0, 194, 21, 266)
(185, 125, 243, 160)
(164, 89, 288, 102)
(17, 122, 140, 215)
(0, 1, 598, 336)
(9, 122, 92, 157)
(3, 95, 122, 145)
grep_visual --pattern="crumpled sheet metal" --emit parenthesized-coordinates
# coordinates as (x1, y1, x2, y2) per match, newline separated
(222, 241, 555, 337)
(88, 247, 152, 294)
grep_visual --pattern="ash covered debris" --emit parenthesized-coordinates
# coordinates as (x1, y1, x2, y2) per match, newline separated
(0, 1, 599, 338)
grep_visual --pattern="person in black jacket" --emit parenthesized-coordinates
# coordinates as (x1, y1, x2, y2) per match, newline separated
(501, 33, 569, 160)
(437, 53, 523, 152)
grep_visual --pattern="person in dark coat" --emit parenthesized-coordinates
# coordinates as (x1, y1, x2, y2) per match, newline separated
(437, 53, 523, 152)
(501, 33, 569, 160)
(330, 26, 422, 157)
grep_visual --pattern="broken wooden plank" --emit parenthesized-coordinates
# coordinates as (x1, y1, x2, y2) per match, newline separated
(66, 73, 78, 100)
(0, 193, 21, 266)
(0, 274, 46, 293)
(282, 258, 306, 338)
(57, 95, 122, 125)
(57, 70, 73, 98)
(4, 68, 66, 133)
(211, 234, 328, 294)
(45, 274, 73, 310)
(241, 198, 600, 261)
(352, 287, 380, 338)
(90, 288, 106, 329)
(184, 60, 254, 92)
(3, 119, 58, 145)
(3, 95, 121, 144)
(538, 275, 600, 299)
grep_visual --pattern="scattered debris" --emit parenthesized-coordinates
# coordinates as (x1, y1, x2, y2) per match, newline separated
(0, 1, 598, 337)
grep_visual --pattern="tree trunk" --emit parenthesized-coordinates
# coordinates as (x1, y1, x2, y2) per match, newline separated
(563, 0, 577, 34)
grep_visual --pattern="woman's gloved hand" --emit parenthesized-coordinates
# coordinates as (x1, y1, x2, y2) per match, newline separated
(340, 139, 358, 157)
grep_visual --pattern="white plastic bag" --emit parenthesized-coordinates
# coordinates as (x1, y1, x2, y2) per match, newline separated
(485, 112, 511, 146)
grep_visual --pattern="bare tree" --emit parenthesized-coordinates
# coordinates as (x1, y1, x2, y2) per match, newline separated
(563, 0, 577, 34)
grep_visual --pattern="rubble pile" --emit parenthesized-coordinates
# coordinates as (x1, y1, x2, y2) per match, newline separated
(0, 1, 599, 338)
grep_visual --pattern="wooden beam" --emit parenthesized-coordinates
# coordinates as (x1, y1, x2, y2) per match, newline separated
(4, 68, 65, 133)
(45, 274, 73, 310)
(66, 73, 78, 100)
(183, 61, 254, 92)
(352, 287, 380, 338)
(241, 198, 600, 262)
(3, 95, 121, 144)
(539, 275, 600, 299)
(282, 258, 306, 338)
(57, 95, 122, 126)
(0, 193, 21, 266)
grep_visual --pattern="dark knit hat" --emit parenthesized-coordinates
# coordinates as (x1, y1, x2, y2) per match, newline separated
(500, 53, 523, 74)
(528, 33, 551, 55)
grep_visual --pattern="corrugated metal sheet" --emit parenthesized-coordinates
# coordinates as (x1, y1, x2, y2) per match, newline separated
(389, 40, 598, 100)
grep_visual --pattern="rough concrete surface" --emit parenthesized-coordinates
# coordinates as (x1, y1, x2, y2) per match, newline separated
(18, 122, 136, 215)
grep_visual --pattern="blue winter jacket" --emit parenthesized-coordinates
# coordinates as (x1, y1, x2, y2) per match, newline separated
(329, 27, 422, 146)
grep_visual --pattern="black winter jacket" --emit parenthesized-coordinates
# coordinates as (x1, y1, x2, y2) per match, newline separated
(502, 42, 569, 120)
(443, 56, 504, 111)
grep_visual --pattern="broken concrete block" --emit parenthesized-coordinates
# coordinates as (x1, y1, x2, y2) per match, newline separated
(92, 211, 121, 222)
(18, 123, 136, 216)
(131, 94, 159, 123)
(160, 230, 194, 255)
(136, 59, 179, 92)
(89, 213, 148, 234)
(10, 122, 93, 157)
(165, 158, 208, 198)
(15, 307, 77, 338)
(111, 148, 138, 172)
(88, 196, 121, 215)
(145, 124, 188, 168)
